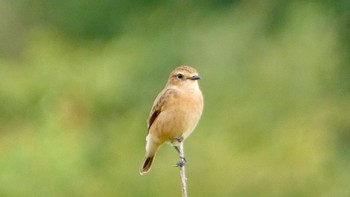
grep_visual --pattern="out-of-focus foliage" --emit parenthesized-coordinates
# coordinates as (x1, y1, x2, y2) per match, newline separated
(0, 0, 349, 196)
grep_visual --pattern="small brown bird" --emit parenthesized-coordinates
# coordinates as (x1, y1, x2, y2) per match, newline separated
(140, 65, 204, 175)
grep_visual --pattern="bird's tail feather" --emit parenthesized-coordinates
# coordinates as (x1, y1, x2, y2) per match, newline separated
(140, 155, 155, 175)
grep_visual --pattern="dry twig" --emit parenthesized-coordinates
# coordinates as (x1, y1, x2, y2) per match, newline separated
(178, 142, 188, 197)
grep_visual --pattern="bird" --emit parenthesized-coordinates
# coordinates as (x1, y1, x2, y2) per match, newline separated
(140, 65, 204, 175)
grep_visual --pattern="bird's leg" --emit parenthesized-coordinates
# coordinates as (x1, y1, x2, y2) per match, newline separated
(173, 136, 186, 167)
(175, 136, 184, 143)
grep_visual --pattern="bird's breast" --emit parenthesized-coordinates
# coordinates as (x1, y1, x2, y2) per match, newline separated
(150, 89, 203, 143)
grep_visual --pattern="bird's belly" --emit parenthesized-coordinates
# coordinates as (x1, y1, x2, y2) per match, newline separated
(150, 106, 201, 144)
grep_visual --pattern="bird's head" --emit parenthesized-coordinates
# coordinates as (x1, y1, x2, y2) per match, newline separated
(167, 65, 201, 88)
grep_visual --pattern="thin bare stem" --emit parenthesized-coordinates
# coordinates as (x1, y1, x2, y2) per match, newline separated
(179, 142, 188, 197)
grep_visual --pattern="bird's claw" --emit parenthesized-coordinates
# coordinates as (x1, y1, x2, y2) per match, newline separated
(175, 157, 187, 167)
(175, 136, 184, 143)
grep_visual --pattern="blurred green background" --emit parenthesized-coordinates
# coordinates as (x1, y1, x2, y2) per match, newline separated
(0, 0, 350, 196)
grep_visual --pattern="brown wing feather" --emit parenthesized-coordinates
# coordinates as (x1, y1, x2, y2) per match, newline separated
(147, 110, 160, 131)
(147, 88, 176, 132)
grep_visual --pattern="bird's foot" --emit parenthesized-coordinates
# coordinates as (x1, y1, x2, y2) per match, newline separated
(175, 157, 187, 167)
(174, 136, 184, 143)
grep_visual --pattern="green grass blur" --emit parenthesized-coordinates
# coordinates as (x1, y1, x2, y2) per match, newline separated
(0, 1, 350, 196)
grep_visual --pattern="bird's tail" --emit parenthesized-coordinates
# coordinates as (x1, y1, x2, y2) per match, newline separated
(140, 138, 159, 175)
(140, 155, 155, 175)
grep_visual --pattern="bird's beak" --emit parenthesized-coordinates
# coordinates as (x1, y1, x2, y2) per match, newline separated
(190, 75, 201, 80)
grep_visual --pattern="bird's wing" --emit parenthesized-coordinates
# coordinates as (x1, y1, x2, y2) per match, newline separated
(147, 88, 176, 132)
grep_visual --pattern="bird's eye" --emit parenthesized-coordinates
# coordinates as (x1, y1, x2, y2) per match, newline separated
(176, 73, 184, 79)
